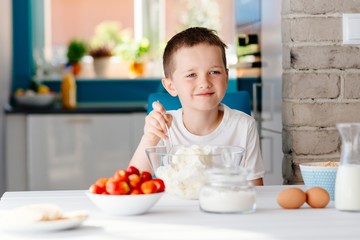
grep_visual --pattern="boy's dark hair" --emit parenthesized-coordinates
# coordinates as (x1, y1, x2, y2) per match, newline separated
(163, 27, 227, 78)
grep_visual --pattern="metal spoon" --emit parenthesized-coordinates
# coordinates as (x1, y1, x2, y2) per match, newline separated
(156, 100, 173, 152)
(165, 123, 173, 153)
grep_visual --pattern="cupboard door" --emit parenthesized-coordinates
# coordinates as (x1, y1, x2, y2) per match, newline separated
(261, 128, 283, 185)
(27, 114, 133, 190)
(5, 114, 27, 191)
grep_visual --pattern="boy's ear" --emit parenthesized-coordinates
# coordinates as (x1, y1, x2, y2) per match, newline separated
(162, 77, 177, 97)
(225, 68, 229, 86)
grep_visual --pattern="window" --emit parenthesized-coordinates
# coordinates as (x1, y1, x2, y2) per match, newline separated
(31, 0, 235, 79)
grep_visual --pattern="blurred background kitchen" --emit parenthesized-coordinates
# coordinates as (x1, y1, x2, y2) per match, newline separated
(0, 0, 282, 195)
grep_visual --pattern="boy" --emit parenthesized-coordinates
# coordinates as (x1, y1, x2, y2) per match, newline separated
(129, 27, 264, 186)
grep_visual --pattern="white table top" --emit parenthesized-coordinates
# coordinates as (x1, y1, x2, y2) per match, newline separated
(0, 185, 359, 239)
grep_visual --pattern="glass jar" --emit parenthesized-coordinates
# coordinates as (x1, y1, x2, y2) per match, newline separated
(335, 123, 360, 211)
(199, 167, 256, 214)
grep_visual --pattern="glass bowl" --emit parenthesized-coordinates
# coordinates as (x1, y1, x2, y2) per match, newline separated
(145, 145, 245, 200)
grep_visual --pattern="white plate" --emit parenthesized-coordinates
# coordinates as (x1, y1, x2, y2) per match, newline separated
(0, 215, 88, 233)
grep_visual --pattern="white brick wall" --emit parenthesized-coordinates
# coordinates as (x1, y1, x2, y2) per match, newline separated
(282, 0, 360, 184)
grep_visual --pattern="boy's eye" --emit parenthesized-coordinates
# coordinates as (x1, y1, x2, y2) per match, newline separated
(209, 70, 221, 75)
(186, 73, 196, 78)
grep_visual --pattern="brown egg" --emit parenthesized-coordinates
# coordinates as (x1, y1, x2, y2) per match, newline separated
(306, 187, 330, 208)
(277, 187, 306, 209)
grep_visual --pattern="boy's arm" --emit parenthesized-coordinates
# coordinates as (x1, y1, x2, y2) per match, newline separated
(250, 178, 264, 186)
(128, 101, 172, 173)
(128, 136, 155, 174)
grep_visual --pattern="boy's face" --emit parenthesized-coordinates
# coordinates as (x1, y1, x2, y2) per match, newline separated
(163, 43, 228, 112)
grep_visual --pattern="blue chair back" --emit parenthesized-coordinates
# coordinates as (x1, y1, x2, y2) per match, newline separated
(147, 91, 251, 115)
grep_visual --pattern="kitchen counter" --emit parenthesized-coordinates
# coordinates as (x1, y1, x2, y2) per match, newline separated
(4, 101, 148, 114)
(5, 78, 241, 115)
(5, 79, 161, 114)
(1, 185, 360, 239)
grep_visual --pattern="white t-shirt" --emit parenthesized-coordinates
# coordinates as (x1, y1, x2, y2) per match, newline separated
(165, 104, 265, 180)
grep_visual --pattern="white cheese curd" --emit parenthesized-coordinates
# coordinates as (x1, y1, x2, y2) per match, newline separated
(156, 145, 212, 199)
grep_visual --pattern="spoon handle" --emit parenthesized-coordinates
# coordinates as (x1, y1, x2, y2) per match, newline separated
(165, 123, 173, 151)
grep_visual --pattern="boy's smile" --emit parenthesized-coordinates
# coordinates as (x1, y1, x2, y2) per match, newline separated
(194, 92, 215, 97)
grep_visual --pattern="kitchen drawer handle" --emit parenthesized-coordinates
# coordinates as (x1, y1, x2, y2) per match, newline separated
(67, 118, 92, 124)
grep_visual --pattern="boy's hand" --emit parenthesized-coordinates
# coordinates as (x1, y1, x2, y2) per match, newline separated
(143, 101, 173, 144)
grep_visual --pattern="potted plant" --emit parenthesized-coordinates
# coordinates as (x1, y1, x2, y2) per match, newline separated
(88, 21, 129, 77)
(88, 45, 113, 77)
(66, 38, 87, 76)
(121, 38, 150, 78)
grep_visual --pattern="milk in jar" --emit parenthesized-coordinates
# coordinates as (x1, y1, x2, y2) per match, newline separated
(335, 123, 360, 212)
(335, 165, 360, 210)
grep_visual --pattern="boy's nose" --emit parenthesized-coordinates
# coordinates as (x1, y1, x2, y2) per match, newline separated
(199, 75, 212, 89)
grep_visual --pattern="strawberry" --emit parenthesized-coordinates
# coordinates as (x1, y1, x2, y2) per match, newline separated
(89, 184, 104, 194)
(106, 179, 130, 195)
(113, 170, 129, 182)
(153, 178, 165, 192)
(128, 173, 142, 189)
(126, 166, 140, 176)
(130, 189, 143, 195)
(140, 180, 157, 194)
(141, 171, 153, 182)
(95, 178, 108, 188)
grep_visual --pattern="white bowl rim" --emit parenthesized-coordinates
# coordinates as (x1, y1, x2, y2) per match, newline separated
(15, 93, 57, 106)
(145, 144, 245, 156)
(86, 191, 164, 197)
(15, 93, 56, 97)
(86, 191, 164, 215)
